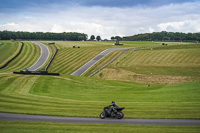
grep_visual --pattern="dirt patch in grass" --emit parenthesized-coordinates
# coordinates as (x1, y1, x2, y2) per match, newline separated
(95, 68, 200, 84)
(132, 74, 200, 84)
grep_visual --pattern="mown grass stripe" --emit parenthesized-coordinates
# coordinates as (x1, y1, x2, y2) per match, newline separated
(11, 76, 39, 95)
(0, 75, 20, 92)
(15, 43, 35, 69)
(1, 76, 28, 94)
(4, 43, 31, 71)
(48, 46, 106, 74)
(0, 42, 23, 69)
(0, 41, 19, 64)
(53, 50, 81, 65)
(57, 50, 99, 74)
(0, 43, 31, 72)
(49, 49, 97, 73)
(48, 49, 77, 71)
(22, 42, 40, 69)
(0, 42, 41, 72)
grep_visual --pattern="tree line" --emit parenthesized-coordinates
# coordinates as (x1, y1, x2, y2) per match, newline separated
(111, 31, 200, 41)
(1, 30, 199, 42)
(0, 31, 88, 41)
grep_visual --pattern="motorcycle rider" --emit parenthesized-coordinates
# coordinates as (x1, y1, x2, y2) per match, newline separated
(109, 101, 119, 114)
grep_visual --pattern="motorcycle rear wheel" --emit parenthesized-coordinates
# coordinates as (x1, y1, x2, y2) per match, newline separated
(116, 112, 124, 119)
(100, 112, 106, 119)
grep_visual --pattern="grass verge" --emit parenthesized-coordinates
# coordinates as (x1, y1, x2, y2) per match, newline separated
(0, 41, 19, 66)
(0, 41, 40, 73)
(0, 121, 199, 133)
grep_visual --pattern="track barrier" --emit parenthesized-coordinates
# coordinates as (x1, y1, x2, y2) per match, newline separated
(13, 71, 59, 76)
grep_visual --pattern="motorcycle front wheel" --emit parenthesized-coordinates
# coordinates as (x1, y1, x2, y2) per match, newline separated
(100, 112, 106, 119)
(116, 112, 124, 119)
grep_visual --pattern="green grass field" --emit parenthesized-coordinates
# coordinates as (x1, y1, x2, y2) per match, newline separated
(0, 121, 199, 133)
(47, 47, 106, 75)
(42, 41, 161, 49)
(0, 41, 199, 132)
(0, 74, 199, 119)
(43, 41, 161, 75)
(0, 41, 41, 73)
(0, 41, 19, 65)
(116, 45, 200, 76)
(93, 44, 200, 83)
(41, 41, 113, 75)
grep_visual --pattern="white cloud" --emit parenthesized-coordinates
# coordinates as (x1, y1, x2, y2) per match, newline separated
(0, 1, 200, 39)
(0, 23, 20, 30)
(158, 21, 186, 31)
(50, 24, 66, 33)
(157, 20, 200, 32)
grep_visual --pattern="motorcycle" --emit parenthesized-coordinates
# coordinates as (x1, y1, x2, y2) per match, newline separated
(100, 106, 125, 119)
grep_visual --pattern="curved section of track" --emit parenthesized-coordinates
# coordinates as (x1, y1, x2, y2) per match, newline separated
(27, 42, 50, 71)
(0, 113, 199, 126)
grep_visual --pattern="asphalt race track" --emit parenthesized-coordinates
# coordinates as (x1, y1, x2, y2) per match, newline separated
(27, 42, 49, 71)
(0, 113, 200, 126)
(71, 47, 134, 76)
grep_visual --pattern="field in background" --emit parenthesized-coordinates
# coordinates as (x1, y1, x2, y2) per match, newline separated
(43, 41, 162, 75)
(42, 41, 161, 49)
(93, 44, 200, 84)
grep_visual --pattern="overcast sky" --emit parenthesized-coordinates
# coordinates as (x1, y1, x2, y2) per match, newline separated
(0, 0, 200, 39)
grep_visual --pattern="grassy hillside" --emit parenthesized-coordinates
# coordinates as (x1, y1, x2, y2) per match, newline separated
(48, 47, 108, 74)
(45, 41, 114, 75)
(0, 41, 199, 119)
(0, 41, 200, 133)
(93, 44, 200, 83)
(0, 74, 199, 119)
(43, 41, 161, 75)
(0, 41, 40, 73)
(0, 41, 19, 64)
(0, 121, 199, 133)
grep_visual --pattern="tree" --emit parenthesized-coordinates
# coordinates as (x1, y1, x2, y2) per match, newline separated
(90, 35, 95, 41)
(78, 35, 85, 41)
(115, 36, 122, 41)
(96, 36, 101, 41)
(111, 36, 115, 40)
